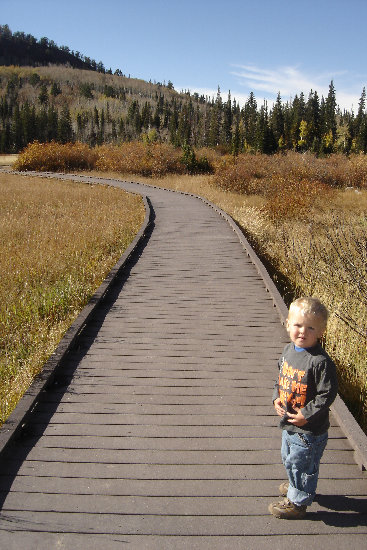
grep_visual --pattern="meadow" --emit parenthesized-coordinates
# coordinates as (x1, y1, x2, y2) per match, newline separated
(5, 142, 367, 432)
(0, 171, 144, 424)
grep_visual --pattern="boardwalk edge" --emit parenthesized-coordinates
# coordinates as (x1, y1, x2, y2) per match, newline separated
(198, 194, 367, 472)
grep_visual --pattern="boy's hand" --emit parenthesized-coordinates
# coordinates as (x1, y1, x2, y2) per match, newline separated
(273, 398, 285, 417)
(286, 407, 308, 427)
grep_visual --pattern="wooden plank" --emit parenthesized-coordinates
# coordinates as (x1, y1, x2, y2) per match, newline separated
(2, 461, 364, 480)
(0, 510, 366, 535)
(1, 533, 367, 550)
(12, 435, 353, 451)
(2, 447, 356, 466)
(2, 492, 366, 515)
(1, 532, 366, 550)
(17, 412, 284, 426)
(1, 476, 365, 497)
(20, 422, 346, 439)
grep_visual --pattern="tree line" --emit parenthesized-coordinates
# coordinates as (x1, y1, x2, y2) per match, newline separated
(0, 55, 367, 155)
(0, 24, 119, 75)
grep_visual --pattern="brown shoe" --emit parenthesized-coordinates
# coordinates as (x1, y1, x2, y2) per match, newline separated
(279, 482, 289, 496)
(268, 498, 307, 519)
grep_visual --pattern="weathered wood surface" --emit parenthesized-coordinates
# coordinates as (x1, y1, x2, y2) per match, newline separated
(0, 175, 366, 549)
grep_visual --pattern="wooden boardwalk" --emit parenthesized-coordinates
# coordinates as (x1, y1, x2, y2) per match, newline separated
(0, 174, 366, 549)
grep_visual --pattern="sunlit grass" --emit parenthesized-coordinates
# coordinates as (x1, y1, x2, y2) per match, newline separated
(0, 172, 145, 424)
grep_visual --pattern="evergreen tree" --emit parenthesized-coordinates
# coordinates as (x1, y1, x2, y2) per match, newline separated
(305, 90, 321, 152)
(47, 106, 58, 141)
(57, 105, 73, 143)
(11, 104, 23, 151)
(37, 108, 48, 142)
(323, 80, 337, 146)
(231, 118, 240, 156)
(141, 102, 152, 129)
(354, 88, 367, 152)
(168, 100, 179, 145)
(177, 103, 191, 145)
(290, 93, 306, 149)
(208, 87, 222, 147)
(38, 83, 48, 106)
(354, 87, 366, 151)
(242, 92, 258, 151)
(222, 91, 233, 145)
(270, 92, 284, 148)
(50, 82, 62, 97)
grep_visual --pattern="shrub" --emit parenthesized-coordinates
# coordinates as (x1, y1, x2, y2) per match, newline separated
(180, 144, 214, 175)
(95, 142, 184, 176)
(14, 141, 98, 172)
(260, 176, 335, 223)
(213, 154, 267, 194)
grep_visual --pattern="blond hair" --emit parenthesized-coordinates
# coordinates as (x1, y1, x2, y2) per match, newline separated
(288, 297, 329, 327)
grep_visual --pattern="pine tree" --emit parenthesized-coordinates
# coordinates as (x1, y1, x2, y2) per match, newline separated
(355, 88, 367, 152)
(208, 87, 222, 147)
(37, 108, 48, 142)
(38, 84, 48, 106)
(11, 104, 23, 151)
(47, 106, 58, 141)
(169, 100, 179, 145)
(222, 91, 232, 145)
(242, 92, 258, 151)
(57, 105, 73, 143)
(353, 87, 366, 151)
(323, 80, 337, 144)
(290, 93, 306, 149)
(255, 102, 276, 154)
(305, 90, 321, 152)
(50, 82, 62, 97)
(270, 92, 284, 148)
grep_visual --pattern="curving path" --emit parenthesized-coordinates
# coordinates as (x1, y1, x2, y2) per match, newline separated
(0, 174, 366, 549)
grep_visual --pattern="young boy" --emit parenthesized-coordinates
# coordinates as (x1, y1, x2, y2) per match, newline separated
(269, 297, 338, 519)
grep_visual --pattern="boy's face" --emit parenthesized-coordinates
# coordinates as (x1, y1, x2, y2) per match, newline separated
(286, 309, 325, 349)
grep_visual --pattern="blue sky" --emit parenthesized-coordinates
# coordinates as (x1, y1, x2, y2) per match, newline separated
(2, 0, 367, 111)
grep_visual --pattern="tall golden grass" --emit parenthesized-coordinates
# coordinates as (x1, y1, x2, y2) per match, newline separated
(0, 172, 144, 424)
(232, 196, 367, 429)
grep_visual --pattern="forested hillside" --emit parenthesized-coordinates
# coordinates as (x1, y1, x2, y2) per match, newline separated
(1, 24, 367, 155)
(0, 24, 110, 73)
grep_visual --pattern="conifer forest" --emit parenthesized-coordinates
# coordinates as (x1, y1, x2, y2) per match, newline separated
(1, 23, 367, 156)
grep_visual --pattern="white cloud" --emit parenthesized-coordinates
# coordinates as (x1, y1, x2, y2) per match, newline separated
(177, 64, 363, 112)
(230, 64, 360, 111)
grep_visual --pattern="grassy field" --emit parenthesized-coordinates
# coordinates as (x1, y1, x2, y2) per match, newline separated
(0, 172, 145, 424)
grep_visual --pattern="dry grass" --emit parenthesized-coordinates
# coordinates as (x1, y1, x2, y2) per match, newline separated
(0, 172, 145, 424)
(232, 198, 367, 430)
(0, 155, 18, 166)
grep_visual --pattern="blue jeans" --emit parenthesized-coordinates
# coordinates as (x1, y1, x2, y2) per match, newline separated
(281, 429, 328, 507)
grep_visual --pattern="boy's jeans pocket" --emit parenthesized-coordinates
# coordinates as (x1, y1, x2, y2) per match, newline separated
(281, 430, 328, 506)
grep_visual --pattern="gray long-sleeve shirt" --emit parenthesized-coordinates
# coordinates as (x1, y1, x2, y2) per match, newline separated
(272, 342, 338, 435)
